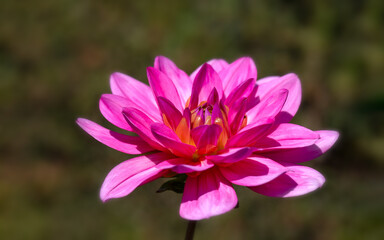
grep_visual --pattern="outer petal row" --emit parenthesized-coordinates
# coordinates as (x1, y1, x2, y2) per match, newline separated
(259, 130, 339, 163)
(99, 94, 162, 131)
(254, 123, 320, 150)
(220, 156, 287, 186)
(109, 72, 159, 114)
(100, 152, 175, 202)
(250, 164, 325, 197)
(76, 118, 154, 155)
(252, 73, 302, 124)
(180, 168, 238, 220)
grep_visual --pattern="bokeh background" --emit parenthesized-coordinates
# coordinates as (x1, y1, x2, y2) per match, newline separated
(1, 0, 383, 239)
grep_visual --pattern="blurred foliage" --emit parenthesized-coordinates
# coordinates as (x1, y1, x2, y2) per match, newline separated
(0, 0, 383, 239)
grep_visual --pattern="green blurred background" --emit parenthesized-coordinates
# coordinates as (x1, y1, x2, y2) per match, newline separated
(1, 0, 383, 239)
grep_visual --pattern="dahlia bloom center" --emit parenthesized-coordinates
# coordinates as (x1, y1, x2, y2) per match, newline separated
(168, 90, 249, 161)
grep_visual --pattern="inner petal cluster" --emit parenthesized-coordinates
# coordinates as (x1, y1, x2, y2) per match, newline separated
(164, 88, 250, 161)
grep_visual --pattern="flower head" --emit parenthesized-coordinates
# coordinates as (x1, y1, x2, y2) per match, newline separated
(77, 56, 339, 220)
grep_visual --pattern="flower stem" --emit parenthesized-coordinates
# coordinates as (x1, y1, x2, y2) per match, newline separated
(184, 220, 197, 240)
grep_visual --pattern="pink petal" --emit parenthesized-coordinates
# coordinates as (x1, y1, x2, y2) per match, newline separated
(189, 64, 223, 110)
(157, 158, 214, 174)
(179, 168, 238, 220)
(207, 88, 219, 105)
(247, 89, 288, 125)
(191, 124, 222, 150)
(99, 94, 133, 131)
(76, 118, 155, 155)
(210, 103, 222, 123)
(255, 76, 279, 86)
(255, 73, 301, 123)
(147, 67, 183, 111)
(157, 96, 182, 130)
(259, 130, 339, 163)
(154, 56, 192, 105)
(220, 57, 257, 96)
(206, 147, 253, 164)
(99, 94, 162, 131)
(109, 72, 159, 112)
(220, 157, 287, 186)
(228, 98, 248, 135)
(190, 59, 229, 80)
(225, 78, 256, 108)
(249, 164, 325, 197)
(183, 108, 192, 128)
(151, 123, 196, 158)
(122, 107, 166, 151)
(226, 118, 274, 148)
(100, 152, 175, 202)
(254, 123, 320, 150)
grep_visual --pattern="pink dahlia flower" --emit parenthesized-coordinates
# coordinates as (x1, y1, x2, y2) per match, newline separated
(77, 56, 339, 220)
